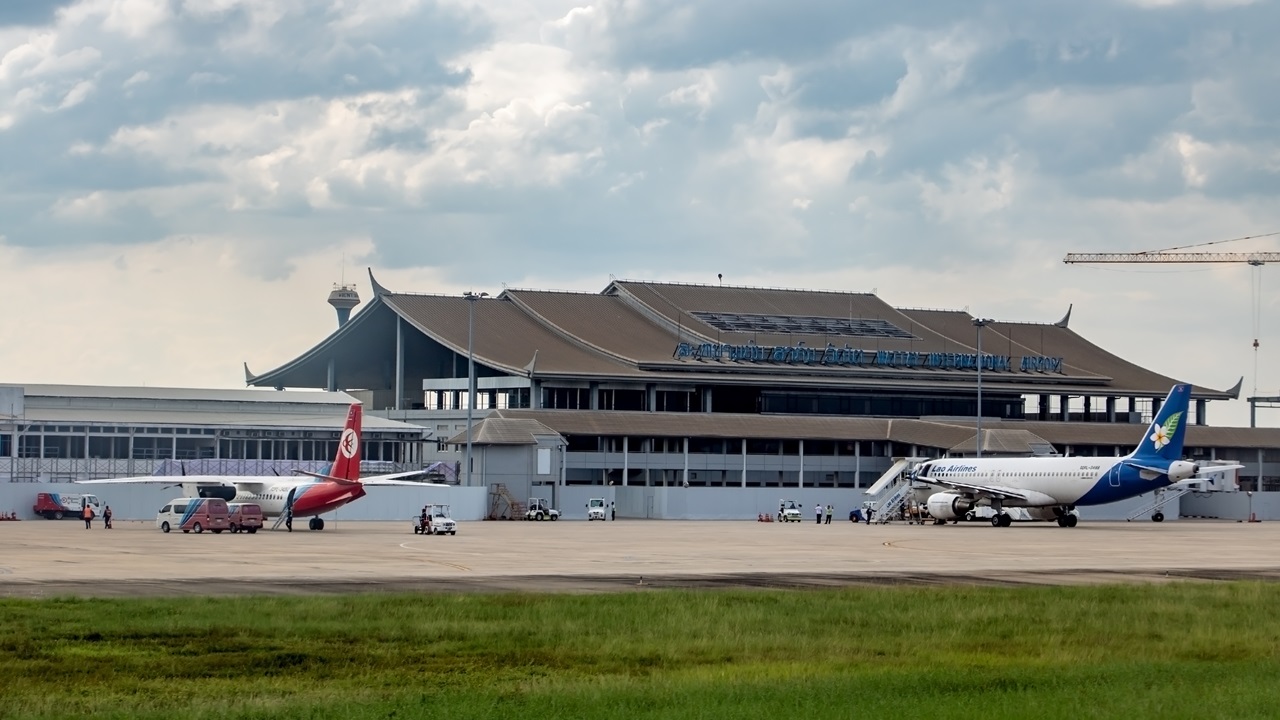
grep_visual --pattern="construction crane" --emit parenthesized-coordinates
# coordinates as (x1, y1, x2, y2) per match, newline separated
(1065, 231, 1279, 426)
(1064, 251, 1280, 263)
(1063, 231, 1280, 265)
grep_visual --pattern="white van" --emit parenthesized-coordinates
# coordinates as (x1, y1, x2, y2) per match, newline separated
(156, 497, 230, 534)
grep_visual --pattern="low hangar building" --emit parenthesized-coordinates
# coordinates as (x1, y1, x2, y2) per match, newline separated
(246, 273, 1280, 515)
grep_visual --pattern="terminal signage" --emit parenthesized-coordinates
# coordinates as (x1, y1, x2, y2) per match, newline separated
(672, 341, 1064, 373)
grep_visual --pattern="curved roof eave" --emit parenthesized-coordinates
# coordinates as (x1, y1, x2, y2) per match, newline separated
(381, 295, 530, 377)
(248, 295, 389, 387)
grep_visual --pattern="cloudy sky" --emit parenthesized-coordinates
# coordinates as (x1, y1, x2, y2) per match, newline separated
(2, 0, 1278, 427)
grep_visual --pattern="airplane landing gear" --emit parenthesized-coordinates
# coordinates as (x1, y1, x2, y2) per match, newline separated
(1151, 512, 1164, 523)
(990, 513, 1012, 527)
(1056, 515, 1078, 528)
(309, 517, 325, 531)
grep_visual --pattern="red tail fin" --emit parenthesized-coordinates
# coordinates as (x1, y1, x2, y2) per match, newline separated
(330, 403, 363, 481)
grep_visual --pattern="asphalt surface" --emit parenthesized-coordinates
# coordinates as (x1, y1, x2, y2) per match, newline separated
(2, 517, 1279, 598)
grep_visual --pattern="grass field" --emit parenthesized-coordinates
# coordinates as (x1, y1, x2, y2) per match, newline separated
(3, 582, 1280, 719)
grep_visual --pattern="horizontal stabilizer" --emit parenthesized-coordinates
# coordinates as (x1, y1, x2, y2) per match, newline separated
(1123, 460, 1167, 475)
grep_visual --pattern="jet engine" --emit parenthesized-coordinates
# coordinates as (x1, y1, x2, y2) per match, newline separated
(926, 492, 975, 521)
(1166, 461, 1199, 483)
(196, 485, 238, 501)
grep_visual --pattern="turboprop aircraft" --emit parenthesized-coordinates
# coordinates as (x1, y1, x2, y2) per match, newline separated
(78, 403, 445, 530)
(911, 384, 1239, 527)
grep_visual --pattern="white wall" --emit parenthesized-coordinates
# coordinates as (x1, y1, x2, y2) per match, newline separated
(1181, 491, 1279, 521)
(0, 482, 489, 522)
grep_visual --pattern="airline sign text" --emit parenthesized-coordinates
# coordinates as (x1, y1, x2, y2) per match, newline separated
(673, 342, 1064, 373)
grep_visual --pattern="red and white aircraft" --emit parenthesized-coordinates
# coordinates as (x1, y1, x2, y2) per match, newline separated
(78, 403, 444, 530)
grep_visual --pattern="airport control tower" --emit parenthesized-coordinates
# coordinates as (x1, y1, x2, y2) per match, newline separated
(327, 283, 360, 327)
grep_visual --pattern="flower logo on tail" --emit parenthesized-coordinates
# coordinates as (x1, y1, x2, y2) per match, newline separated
(1150, 411, 1183, 450)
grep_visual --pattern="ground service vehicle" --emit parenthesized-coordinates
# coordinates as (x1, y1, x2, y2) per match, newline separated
(156, 498, 230, 534)
(586, 498, 607, 521)
(778, 499, 803, 522)
(413, 504, 457, 535)
(227, 503, 264, 534)
(525, 498, 560, 521)
(33, 493, 104, 520)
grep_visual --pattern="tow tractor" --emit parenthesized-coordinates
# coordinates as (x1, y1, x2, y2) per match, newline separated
(524, 498, 560, 521)
(413, 504, 457, 535)
(586, 498, 607, 521)
(777, 499, 803, 522)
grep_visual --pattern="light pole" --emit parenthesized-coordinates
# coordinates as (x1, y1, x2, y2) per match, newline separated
(972, 318, 993, 458)
(463, 291, 488, 487)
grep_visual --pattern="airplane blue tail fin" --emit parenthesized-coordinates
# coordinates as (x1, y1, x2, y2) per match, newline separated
(1129, 384, 1191, 461)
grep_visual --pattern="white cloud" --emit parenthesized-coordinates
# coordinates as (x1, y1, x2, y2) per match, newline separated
(58, 78, 94, 108)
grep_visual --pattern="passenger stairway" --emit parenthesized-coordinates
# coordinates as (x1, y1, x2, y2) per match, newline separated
(865, 457, 927, 524)
(1125, 485, 1193, 522)
(872, 480, 914, 524)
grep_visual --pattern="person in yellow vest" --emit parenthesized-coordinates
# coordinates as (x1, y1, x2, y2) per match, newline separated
(824, 504, 833, 524)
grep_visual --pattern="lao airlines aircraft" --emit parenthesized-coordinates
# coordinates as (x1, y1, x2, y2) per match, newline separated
(79, 403, 445, 530)
(912, 384, 1238, 527)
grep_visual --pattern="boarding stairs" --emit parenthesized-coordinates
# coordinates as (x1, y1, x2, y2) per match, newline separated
(1125, 485, 1193, 522)
(864, 457, 927, 525)
(487, 484, 525, 520)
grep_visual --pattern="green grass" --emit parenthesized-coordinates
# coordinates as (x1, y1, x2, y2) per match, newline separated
(3, 583, 1280, 718)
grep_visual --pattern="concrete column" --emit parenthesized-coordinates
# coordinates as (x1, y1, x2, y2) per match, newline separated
(1083, 396, 1092, 422)
(394, 317, 404, 411)
(622, 436, 629, 487)
(646, 384, 657, 412)
(1059, 395, 1069, 421)
(590, 382, 599, 410)
(798, 439, 804, 488)
(703, 387, 713, 412)
(683, 437, 689, 487)
(1039, 394, 1050, 421)
(326, 357, 337, 392)
(1196, 398, 1207, 426)
(855, 441, 861, 488)
(1106, 397, 1116, 422)
(741, 438, 747, 488)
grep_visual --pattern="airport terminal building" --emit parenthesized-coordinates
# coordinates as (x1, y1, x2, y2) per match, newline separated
(244, 274, 1280, 514)
(0, 385, 431, 484)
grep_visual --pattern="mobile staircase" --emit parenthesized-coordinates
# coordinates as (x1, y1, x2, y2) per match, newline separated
(864, 457, 928, 524)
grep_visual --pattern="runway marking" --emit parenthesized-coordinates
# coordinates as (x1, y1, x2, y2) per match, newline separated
(398, 542, 471, 571)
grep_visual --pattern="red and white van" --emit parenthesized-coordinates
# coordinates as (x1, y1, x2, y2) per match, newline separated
(227, 503, 264, 534)
(155, 498, 230, 534)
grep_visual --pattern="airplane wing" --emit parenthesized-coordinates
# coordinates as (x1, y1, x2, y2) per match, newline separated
(291, 468, 451, 488)
(75, 475, 268, 493)
(75, 476, 231, 486)
(360, 478, 453, 488)
(920, 478, 1034, 502)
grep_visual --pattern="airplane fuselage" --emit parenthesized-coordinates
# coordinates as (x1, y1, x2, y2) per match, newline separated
(171, 475, 368, 518)
(917, 455, 1184, 508)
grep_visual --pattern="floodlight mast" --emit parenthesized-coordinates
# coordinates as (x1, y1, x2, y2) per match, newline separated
(972, 318, 993, 458)
(463, 291, 489, 487)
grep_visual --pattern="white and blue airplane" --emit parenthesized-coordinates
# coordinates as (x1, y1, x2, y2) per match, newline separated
(912, 384, 1238, 527)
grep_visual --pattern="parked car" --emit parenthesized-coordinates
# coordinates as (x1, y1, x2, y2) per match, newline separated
(227, 503, 264, 534)
(155, 498, 230, 534)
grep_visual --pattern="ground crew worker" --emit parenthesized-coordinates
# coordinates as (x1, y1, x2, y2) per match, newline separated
(825, 504, 833, 524)
(83, 504, 94, 529)
(103, 505, 113, 529)
(285, 509, 293, 532)
(814, 503, 823, 524)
